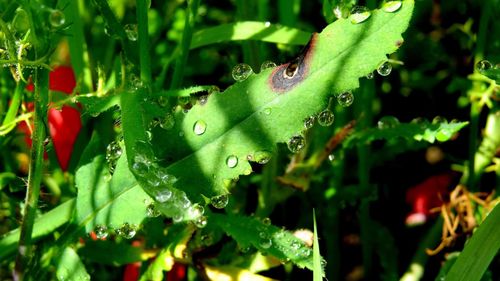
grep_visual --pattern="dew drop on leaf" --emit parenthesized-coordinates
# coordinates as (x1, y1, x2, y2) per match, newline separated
(232, 63, 253, 82)
(155, 189, 172, 203)
(105, 141, 122, 174)
(382, 1, 402, 13)
(366, 72, 374, 79)
(262, 217, 271, 226)
(49, 10, 65, 27)
(259, 237, 272, 249)
(350, 6, 371, 24)
(194, 216, 208, 228)
(254, 151, 272, 164)
(198, 95, 208, 105)
(291, 240, 301, 250)
(432, 116, 447, 124)
(262, 108, 271, 115)
(173, 213, 184, 223)
(377, 116, 400, 129)
(94, 225, 108, 239)
(190, 204, 205, 217)
(193, 120, 207, 135)
(132, 160, 149, 176)
(226, 155, 238, 168)
(337, 91, 354, 107)
(124, 24, 138, 41)
(210, 194, 229, 209)
(159, 114, 175, 131)
(260, 60, 277, 72)
(328, 154, 335, 161)
(318, 109, 335, 126)
(377, 61, 392, 76)
(146, 203, 161, 217)
(333, 6, 344, 19)
(303, 116, 315, 129)
(476, 59, 492, 73)
(117, 223, 137, 239)
(287, 135, 306, 153)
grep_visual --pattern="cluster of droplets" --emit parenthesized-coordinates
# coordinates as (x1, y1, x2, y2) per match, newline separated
(93, 223, 138, 240)
(105, 140, 123, 174)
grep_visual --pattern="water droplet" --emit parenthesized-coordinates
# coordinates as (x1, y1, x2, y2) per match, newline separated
(105, 141, 122, 174)
(190, 204, 205, 218)
(254, 151, 272, 164)
(124, 24, 138, 41)
(262, 217, 271, 226)
(132, 160, 149, 176)
(172, 213, 184, 223)
(291, 240, 301, 250)
(337, 91, 354, 107)
(259, 231, 268, 239)
(117, 223, 137, 239)
(262, 108, 272, 115)
(299, 247, 312, 258)
(146, 204, 161, 217)
(303, 116, 315, 129)
(94, 225, 108, 239)
(377, 61, 392, 76)
(350, 6, 371, 24)
(193, 120, 207, 135)
(287, 135, 305, 153)
(198, 95, 208, 105)
(328, 154, 335, 161)
(226, 155, 238, 168)
(259, 237, 272, 249)
(211, 194, 229, 209)
(155, 189, 172, 203)
(382, 1, 402, 13)
(157, 96, 168, 107)
(318, 109, 335, 126)
(232, 63, 253, 82)
(194, 216, 208, 228)
(49, 10, 65, 27)
(432, 116, 447, 124)
(321, 258, 327, 269)
(366, 72, 374, 79)
(333, 6, 344, 19)
(159, 113, 175, 130)
(476, 59, 492, 73)
(260, 60, 277, 72)
(377, 116, 400, 129)
(201, 235, 213, 246)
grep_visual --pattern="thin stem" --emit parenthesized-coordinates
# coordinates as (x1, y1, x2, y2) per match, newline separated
(14, 68, 49, 280)
(1, 80, 25, 127)
(170, 0, 200, 89)
(136, 0, 151, 84)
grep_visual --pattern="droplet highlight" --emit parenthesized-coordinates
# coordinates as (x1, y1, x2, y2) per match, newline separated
(117, 223, 137, 239)
(226, 155, 238, 168)
(350, 6, 371, 24)
(382, 1, 402, 13)
(232, 63, 253, 82)
(377, 61, 392, 76)
(94, 225, 108, 239)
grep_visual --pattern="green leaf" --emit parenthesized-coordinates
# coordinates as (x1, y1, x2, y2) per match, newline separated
(56, 247, 90, 281)
(210, 213, 315, 270)
(78, 240, 143, 265)
(445, 204, 500, 281)
(0, 199, 75, 260)
(190, 21, 311, 49)
(0, 172, 16, 190)
(151, 0, 415, 201)
(344, 119, 468, 148)
(75, 133, 149, 233)
(313, 210, 323, 281)
(480, 68, 500, 83)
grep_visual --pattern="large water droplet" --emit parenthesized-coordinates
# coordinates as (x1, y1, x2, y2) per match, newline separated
(117, 223, 137, 239)
(124, 24, 138, 41)
(382, 1, 402, 13)
(377, 61, 392, 76)
(337, 91, 354, 107)
(94, 225, 108, 239)
(476, 59, 492, 73)
(226, 155, 238, 168)
(194, 216, 208, 228)
(260, 60, 277, 72)
(377, 116, 400, 129)
(49, 10, 65, 27)
(146, 203, 161, 217)
(287, 135, 305, 153)
(232, 63, 253, 82)
(318, 109, 335, 126)
(155, 189, 172, 203)
(193, 120, 207, 135)
(350, 6, 371, 24)
(211, 194, 229, 209)
(159, 113, 175, 130)
(259, 237, 272, 249)
(254, 151, 272, 164)
(105, 141, 122, 174)
(190, 204, 205, 218)
(303, 116, 315, 129)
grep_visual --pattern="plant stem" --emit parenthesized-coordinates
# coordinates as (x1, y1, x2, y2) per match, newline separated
(170, 0, 200, 89)
(1, 80, 24, 127)
(14, 68, 49, 280)
(136, 0, 151, 84)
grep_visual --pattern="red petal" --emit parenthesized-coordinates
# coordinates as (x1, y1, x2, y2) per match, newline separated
(48, 106, 82, 171)
(49, 66, 76, 94)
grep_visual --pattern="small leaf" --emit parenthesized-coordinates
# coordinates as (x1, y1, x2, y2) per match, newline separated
(56, 247, 90, 281)
(313, 210, 324, 280)
(210, 213, 316, 270)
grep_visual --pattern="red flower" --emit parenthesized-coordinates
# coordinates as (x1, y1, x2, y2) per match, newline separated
(405, 172, 454, 226)
(22, 66, 81, 171)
